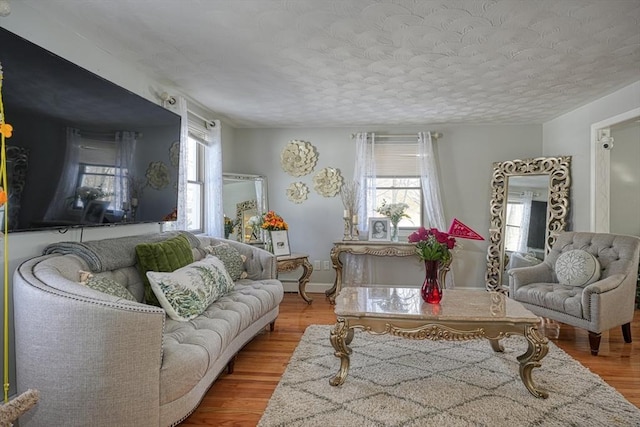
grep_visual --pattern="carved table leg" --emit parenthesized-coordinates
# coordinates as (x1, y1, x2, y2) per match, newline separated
(298, 257, 313, 304)
(329, 319, 352, 386)
(326, 247, 343, 304)
(488, 338, 504, 353)
(517, 325, 549, 398)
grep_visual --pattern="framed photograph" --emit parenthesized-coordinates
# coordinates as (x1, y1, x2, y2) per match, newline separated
(270, 230, 291, 256)
(368, 217, 391, 241)
(82, 200, 110, 224)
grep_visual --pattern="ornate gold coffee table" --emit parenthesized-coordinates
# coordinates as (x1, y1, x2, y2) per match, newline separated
(330, 287, 549, 398)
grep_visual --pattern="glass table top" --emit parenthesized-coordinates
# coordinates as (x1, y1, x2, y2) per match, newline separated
(334, 287, 539, 322)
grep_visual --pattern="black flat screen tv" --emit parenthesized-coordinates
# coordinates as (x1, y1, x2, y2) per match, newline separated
(527, 200, 548, 250)
(0, 27, 181, 232)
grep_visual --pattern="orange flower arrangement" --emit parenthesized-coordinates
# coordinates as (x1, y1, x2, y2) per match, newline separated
(261, 210, 288, 231)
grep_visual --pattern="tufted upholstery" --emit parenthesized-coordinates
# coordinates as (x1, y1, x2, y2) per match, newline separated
(509, 231, 640, 355)
(13, 232, 284, 427)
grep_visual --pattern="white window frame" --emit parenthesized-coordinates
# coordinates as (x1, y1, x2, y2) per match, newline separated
(186, 125, 206, 233)
(369, 142, 424, 230)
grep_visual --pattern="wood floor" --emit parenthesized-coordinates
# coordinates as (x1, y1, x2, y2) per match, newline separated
(180, 292, 640, 426)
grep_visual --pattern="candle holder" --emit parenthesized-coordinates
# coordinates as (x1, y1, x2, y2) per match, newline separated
(343, 216, 353, 240)
(351, 215, 359, 240)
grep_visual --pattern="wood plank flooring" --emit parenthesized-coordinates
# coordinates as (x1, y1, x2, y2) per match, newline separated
(180, 293, 640, 426)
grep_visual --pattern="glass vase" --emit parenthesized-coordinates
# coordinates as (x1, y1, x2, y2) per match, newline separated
(421, 260, 442, 304)
(391, 221, 399, 242)
(264, 232, 273, 253)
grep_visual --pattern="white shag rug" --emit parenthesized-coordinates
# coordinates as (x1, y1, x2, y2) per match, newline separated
(258, 325, 640, 427)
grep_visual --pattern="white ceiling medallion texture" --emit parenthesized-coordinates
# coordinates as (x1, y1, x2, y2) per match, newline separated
(313, 167, 343, 198)
(22, 0, 640, 127)
(286, 182, 309, 204)
(280, 140, 318, 177)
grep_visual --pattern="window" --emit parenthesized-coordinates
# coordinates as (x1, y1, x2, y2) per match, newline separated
(370, 143, 423, 229)
(186, 133, 205, 232)
(504, 200, 524, 252)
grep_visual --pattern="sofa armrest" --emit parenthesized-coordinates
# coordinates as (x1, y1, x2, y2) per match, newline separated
(196, 236, 277, 280)
(227, 241, 277, 280)
(508, 262, 554, 293)
(14, 257, 166, 426)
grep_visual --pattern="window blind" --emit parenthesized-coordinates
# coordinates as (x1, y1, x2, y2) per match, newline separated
(374, 143, 419, 176)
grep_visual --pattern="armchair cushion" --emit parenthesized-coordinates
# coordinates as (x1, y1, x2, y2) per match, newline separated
(555, 249, 601, 287)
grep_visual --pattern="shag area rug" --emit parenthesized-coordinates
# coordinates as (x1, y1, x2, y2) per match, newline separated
(258, 325, 640, 426)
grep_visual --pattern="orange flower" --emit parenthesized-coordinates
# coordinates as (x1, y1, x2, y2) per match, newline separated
(0, 123, 12, 138)
(261, 210, 288, 230)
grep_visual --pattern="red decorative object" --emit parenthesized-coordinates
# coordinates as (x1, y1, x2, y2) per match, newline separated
(448, 218, 484, 240)
(421, 260, 442, 304)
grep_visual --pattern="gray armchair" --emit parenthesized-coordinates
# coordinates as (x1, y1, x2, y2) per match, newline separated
(509, 231, 640, 355)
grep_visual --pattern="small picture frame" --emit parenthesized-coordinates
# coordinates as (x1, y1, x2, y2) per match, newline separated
(368, 217, 391, 241)
(82, 200, 110, 224)
(270, 230, 291, 256)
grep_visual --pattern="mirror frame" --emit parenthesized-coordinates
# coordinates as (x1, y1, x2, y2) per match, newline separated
(222, 173, 268, 242)
(485, 156, 571, 292)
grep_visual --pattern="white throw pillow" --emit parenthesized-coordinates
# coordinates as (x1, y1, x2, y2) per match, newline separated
(555, 249, 601, 287)
(146, 255, 235, 321)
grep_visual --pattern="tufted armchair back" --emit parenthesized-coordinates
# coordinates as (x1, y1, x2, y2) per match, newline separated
(509, 231, 639, 355)
(543, 232, 640, 283)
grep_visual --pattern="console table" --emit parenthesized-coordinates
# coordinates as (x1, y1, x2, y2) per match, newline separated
(326, 241, 450, 303)
(277, 253, 313, 304)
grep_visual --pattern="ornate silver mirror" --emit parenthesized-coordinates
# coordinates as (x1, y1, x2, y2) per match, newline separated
(222, 173, 268, 243)
(485, 156, 571, 292)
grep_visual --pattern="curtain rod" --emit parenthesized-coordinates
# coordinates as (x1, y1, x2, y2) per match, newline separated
(350, 132, 442, 140)
(187, 109, 216, 128)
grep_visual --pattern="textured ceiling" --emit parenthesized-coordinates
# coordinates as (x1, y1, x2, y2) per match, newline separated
(22, 0, 640, 128)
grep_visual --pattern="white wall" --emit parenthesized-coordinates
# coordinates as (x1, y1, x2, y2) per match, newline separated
(230, 125, 542, 288)
(610, 121, 640, 236)
(542, 81, 640, 231)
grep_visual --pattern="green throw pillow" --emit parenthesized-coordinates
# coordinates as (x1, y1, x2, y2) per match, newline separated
(203, 243, 248, 281)
(146, 255, 235, 321)
(136, 234, 194, 306)
(83, 276, 136, 301)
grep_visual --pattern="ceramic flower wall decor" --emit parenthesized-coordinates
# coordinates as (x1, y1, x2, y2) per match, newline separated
(145, 161, 171, 190)
(286, 182, 309, 204)
(280, 140, 318, 177)
(313, 167, 343, 197)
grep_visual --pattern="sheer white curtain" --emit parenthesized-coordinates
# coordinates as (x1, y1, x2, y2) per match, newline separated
(204, 119, 223, 236)
(417, 131, 453, 288)
(354, 132, 377, 231)
(44, 127, 82, 220)
(173, 96, 189, 231)
(346, 132, 376, 285)
(517, 191, 533, 254)
(114, 131, 136, 211)
(417, 132, 446, 230)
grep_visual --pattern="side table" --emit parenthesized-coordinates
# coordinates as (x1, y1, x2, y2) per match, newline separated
(276, 253, 313, 304)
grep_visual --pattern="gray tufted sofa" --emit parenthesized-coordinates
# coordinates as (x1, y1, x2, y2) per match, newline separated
(12, 232, 284, 426)
(509, 231, 640, 355)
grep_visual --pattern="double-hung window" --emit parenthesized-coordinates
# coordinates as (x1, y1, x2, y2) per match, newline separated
(186, 120, 206, 232)
(370, 142, 423, 229)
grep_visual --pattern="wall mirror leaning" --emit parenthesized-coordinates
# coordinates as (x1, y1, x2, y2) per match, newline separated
(485, 156, 571, 292)
(222, 173, 268, 243)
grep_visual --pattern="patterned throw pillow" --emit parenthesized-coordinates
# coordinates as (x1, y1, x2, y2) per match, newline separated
(555, 249, 601, 287)
(81, 276, 136, 301)
(202, 244, 248, 281)
(146, 255, 235, 321)
(135, 234, 194, 306)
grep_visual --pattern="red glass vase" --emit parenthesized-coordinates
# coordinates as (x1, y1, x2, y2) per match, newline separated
(421, 260, 442, 304)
